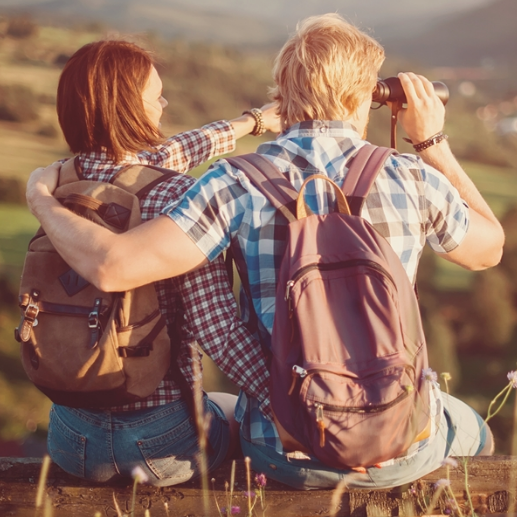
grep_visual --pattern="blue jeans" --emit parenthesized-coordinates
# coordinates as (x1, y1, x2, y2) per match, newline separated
(241, 393, 487, 490)
(48, 396, 230, 487)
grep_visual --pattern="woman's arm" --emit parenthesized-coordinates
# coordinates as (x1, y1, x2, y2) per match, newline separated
(144, 102, 280, 173)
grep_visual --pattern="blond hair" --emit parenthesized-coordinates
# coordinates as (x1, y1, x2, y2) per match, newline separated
(270, 14, 385, 129)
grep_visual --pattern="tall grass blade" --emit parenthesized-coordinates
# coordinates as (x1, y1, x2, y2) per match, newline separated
(35, 455, 51, 509)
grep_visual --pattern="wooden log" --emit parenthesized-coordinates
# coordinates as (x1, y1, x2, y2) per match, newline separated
(0, 456, 516, 517)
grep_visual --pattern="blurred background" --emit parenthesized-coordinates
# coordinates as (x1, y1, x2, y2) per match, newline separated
(0, 0, 516, 457)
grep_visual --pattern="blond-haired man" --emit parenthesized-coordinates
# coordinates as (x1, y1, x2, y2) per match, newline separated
(27, 14, 503, 489)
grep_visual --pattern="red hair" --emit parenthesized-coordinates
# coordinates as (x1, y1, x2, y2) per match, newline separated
(57, 40, 164, 162)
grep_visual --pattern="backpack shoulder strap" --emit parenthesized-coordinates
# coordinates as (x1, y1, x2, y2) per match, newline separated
(341, 144, 395, 216)
(58, 156, 82, 186)
(226, 154, 297, 223)
(110, 164, 182, 200)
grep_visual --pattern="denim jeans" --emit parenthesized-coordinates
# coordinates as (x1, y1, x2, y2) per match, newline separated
(241, 392, 486, 490)
(48, 396, 229, 487)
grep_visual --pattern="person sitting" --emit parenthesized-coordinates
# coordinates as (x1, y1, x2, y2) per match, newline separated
(27, 16, 504, 489)
(31, 39, 279, 487)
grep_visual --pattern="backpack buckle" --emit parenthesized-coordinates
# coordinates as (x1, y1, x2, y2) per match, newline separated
(88, 298, 102, 348)
(24, 301, 40, 323)
(87, 312, 99, 329)
(88, 299, 101, 329)
(17, 290, 40, 343)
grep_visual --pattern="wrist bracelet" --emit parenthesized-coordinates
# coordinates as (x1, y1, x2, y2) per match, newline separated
(413, 131, 448, 152)
(242, 108, 266, 136)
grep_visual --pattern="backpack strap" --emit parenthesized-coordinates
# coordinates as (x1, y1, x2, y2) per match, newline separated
(58, 156, 83, 186)
(226, 154, 298, 223)
(341, 145, 395, 216)
(109, 164, 182, 200)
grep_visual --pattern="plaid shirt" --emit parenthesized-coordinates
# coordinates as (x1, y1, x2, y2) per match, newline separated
(165, 120, 469, 456)
(73, 121, 272, 415)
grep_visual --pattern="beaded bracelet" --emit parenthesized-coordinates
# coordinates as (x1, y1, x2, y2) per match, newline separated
(242, 108, 266, 136)
(412, 131, 448, 152)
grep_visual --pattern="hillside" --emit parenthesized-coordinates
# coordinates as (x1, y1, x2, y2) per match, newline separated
(0, 0, 495, 48)
(385, 0, 517, 68)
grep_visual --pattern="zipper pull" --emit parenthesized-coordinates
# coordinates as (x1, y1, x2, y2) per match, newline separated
(285, 280, 295, 302)
(288, 365, 307, 395)
(285, 280, 296, 341)
(315, 403, 326, 448)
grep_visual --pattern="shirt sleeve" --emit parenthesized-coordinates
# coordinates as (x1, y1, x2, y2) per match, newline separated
(176, 257, 272, 418)
(139, 120, 236, 173)
(420, 161, 470, 254)
(162, 162, 249, 261)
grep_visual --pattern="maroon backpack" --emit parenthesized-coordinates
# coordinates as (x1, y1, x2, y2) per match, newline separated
(227, 145, 431, 469)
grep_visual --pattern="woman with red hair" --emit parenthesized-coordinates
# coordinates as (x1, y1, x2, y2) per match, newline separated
(46, 39, 279, 486)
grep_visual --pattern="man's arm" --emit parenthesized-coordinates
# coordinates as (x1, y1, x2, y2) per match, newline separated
(398, 72, 504, 270)
(26, 165, 206, 291)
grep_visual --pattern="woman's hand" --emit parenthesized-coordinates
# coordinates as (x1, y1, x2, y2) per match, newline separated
(259, 102, 281, 134)
(26, 162, 61, 214)
(397, 72, 446, 144)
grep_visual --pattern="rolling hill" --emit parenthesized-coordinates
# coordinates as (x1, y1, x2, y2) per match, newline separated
(0, 0, 497, 50)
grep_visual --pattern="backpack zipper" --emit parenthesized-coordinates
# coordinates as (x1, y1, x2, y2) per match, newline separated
(289, 365, 412, 413)
(285, 259, 396, 303)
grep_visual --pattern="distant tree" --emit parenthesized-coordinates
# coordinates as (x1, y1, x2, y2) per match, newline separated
(0, 84, 39, 123)
(0, 177, 26, 204)
(6, 15, 38, 39)
(469, 267, 514, 349)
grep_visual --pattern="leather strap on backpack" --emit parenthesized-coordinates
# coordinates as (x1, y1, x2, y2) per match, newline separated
(58, 156, 83, 186)
(15, 289, 40, 343)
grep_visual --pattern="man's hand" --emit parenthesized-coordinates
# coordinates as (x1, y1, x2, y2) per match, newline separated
(26, 162, 61, 214)
(397, 72, 445, 145)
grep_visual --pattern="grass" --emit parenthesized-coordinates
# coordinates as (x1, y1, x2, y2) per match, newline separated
(0, 203, 39, 267)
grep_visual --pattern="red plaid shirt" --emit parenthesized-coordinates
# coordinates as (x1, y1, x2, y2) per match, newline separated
(74, 121, 271, 416)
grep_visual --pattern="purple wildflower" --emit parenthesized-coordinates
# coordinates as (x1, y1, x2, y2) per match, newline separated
(508, 371, 517, 389)
(243, 491, 256, 498)
(131, 466, 149, 484)
(434, 478, 451, 488)
(422, 368, 438, 383)
(441, 458, 458, 468)
(221, 506, 241, 515)
(444, 508, 452, 514)
(255, 473, 267, 487)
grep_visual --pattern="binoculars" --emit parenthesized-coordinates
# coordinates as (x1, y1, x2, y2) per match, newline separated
(373, 77, 449, 105)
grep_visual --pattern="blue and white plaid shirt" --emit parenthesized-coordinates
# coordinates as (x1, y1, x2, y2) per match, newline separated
(164, 120, 468, 458)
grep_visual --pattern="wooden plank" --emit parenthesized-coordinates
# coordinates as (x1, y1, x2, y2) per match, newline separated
(0, 456, 516, 516)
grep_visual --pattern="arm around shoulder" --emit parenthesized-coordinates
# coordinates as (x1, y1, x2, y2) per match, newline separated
(26, 163, 208, 291)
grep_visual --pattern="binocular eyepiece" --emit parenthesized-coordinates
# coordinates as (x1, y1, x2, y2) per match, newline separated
(373, 77, 449, 105)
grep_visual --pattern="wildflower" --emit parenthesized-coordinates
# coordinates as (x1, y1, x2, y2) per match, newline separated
(255, 473, 267, 487)
(508, 371, 517, 389)
(441, 372, 452, 381)
(441, 457, 458, 468)
(422, 368, 438, 382)
(221, 506, 241, 514)
(444, 508, 452, 514)
(243, 491, 256, 498)
(131, 466, 149, 484)
(434, 478, 451, 488)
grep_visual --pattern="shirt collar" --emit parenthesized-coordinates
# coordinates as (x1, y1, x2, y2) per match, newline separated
(280, 120, 361, 139)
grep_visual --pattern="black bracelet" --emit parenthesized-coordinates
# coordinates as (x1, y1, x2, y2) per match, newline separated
(413, 131, 448, 152)
(242, 108, 266, 136)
